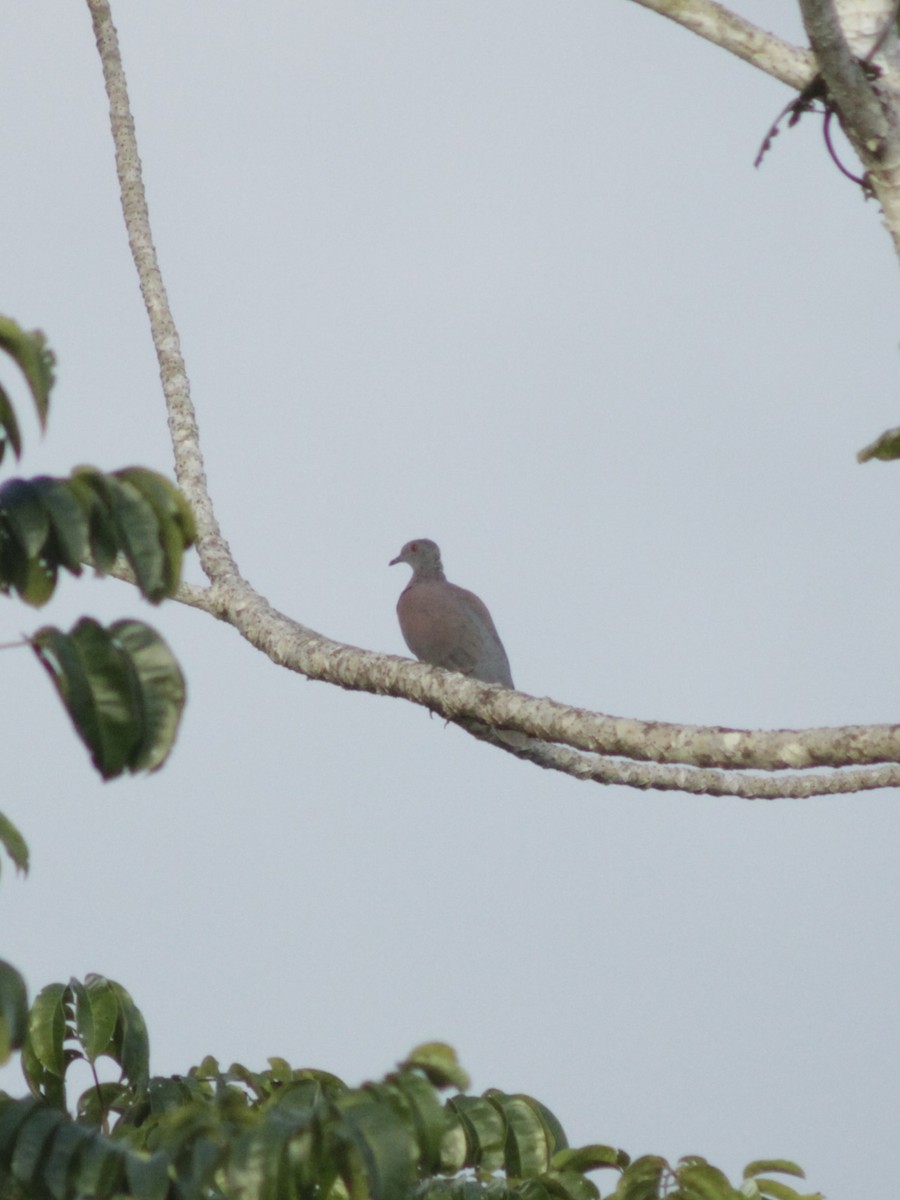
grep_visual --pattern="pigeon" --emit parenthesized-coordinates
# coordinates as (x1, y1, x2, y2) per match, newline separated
(389, 538, 513, 687)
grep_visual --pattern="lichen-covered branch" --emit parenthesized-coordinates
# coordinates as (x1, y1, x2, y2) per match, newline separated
(87, 0, 239, 586)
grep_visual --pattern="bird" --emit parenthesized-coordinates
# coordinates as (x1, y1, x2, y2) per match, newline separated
(389, 538, 514, 688)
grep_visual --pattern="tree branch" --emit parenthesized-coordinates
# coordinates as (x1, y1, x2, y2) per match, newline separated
(799, 0, 890, 146)
(628, 0, 815, 89)
(90, 0, 900, 799)
(87, 0, 239, 588)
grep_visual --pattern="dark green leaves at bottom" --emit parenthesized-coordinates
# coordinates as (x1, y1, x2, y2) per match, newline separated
(32, 618, 186, 779)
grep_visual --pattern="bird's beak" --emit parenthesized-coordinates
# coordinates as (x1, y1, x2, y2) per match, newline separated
(389, 555, 401, 566)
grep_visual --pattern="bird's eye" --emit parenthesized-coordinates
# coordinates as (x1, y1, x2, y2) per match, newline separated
(410, 542, 418, 552)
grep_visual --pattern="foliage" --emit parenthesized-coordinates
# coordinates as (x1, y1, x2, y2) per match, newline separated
(0, 970, 821, 1200)
(0, 466, 196, 608)
(31, 618, 186, 779)
(0, 313, 193, 810)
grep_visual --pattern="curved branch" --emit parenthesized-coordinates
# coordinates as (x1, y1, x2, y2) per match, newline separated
(628, 0, 815, 89)
(89, 0, 900, 799)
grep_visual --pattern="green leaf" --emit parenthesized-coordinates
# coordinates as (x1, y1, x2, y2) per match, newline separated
(41, 1120, 89, 1200)
(0, 479, 56, 606)
(76, 470, 166, 602)
(616, 1155, 669, 1200)
(675, 1161, 741, 1199)
(751, 1182, 807, 1200)
(76, 1081, 132, 1129)
(0, 1097, 43, 1160)
(107, 980, 150, 1094)
(75, 1134, 126, 1197)
(31, 476, 90, 573)
(116, 467, 196, 593)
(518, 1096, 568, 1155)
(388, 1071, 446, 1173)
(0, 961, 28, 1065)
(72, 975, 119, 1062)
(552, 1144, 627, 1174)
(402, 1043, 470, 1091)
(0, 480, 50, 558)
(27, 984, 68, 1080)
(858, 425, 900, 462)
(0, 812, 29, 875)
(125, 1151, 172, 1200)
(743, 1162, 805, 1181)
(10, 1106, 64, 1184)
(332, 1093, 417, 1200)
(109, 620, 186, 773)
(67, 473, 118, 573)
(448, 1094, 506, 1172)
(32, 619, 138, 780)
(545, 1170, 601, 1200)
(0, 315, 54, 430)
(16, 555, 56, 607)
(0, 384, 22, 464)
(486, 1091, 553, 1178)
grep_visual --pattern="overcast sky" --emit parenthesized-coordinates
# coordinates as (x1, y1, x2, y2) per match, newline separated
(1, 3, 899, 1196)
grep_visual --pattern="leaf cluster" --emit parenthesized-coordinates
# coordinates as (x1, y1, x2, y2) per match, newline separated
(0, 314, 193, 804)
(0, 466, 195, 608)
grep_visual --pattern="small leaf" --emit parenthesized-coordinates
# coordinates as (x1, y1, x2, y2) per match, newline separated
(0, 960, 28, 1064)
(107, 980, 150, 1094)
(389, 1070, 446, 1172)
(0, 812, 29, 875)
(0, 315, 54, 429)
(76, 471, 166, 602)
(116, 467, 196, 594)
(10, 1105, 64, 1184)
(546, 1170, 601, 1200)
(31, 477, 90, 573)
(751, 1181, 808, 1200)
(0, 384, 22, 462)
(109, 620, 186, 773)
(27, 984, 69, 1080)
(125, 1151, 172, 1200)
(485, 1091, 553, 1178)
(448, 1094, 506, 1172)
(858, 425, 900, 462)
(617, 1155, 669, 1200)
(0, 1097, 43, 1159)
(0, 479, 50, 558)
(676, 1162, 741, 1199)
(402, 1043, 470, 1091)
(33, 619, 138, 779)
(72, 975, 119, 1062)
(67, 472, 118, 573)
(743, 1161, 805, 1181)
(552, 1144, 627, 1174)
(42, 1120, 89, 1200)
(75, 1134, 126, 1197)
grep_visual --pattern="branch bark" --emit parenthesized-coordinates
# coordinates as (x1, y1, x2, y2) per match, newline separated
(628, 0, 815, 89)
(89, 0, 900, 800)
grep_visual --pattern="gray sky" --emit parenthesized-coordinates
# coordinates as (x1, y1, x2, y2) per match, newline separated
(2, 3, 899, 1196)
